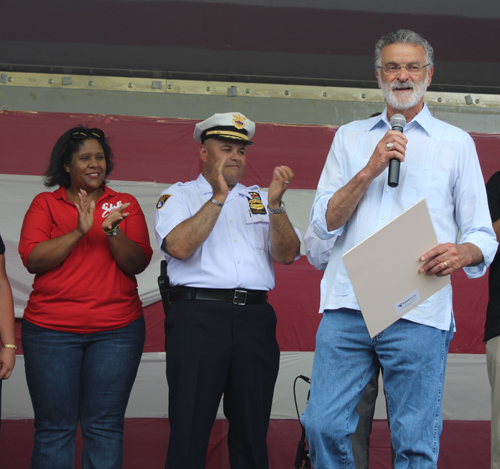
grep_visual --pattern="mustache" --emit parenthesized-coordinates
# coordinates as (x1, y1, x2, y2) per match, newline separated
(391, 81, 415, 90)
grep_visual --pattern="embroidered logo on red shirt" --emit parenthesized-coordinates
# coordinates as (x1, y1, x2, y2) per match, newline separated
(101, 201, 123, 218)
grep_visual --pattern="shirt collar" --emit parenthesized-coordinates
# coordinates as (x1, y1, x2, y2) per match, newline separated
(53, 186, 67, 200)
(409, 103, 433, 136)
(53, 185, 117, 202)
(367, 111, 387, 132)
(197, 173, 258, 199)
(197, 173, 213, 195)
(370, 103, 433, 136)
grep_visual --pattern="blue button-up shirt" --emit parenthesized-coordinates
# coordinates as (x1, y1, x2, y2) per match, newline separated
(311, 105, 498, 331)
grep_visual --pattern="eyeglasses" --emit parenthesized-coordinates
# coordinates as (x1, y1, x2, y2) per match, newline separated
(378, 64, 430, 76)
(71, 128, 105, 140)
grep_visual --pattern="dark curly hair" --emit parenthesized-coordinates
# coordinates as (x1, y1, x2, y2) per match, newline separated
(44, 126, 114, 188)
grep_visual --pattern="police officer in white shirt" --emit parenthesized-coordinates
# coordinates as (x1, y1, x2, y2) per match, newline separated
(154, 112, 301, 469)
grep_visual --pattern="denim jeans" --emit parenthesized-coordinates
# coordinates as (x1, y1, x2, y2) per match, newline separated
(301, 309, 453, 469)
(22, 316, 145, 469)
(351, 368, 380, 469)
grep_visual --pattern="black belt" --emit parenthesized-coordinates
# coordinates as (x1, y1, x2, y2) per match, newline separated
(170, 287, 268, 305)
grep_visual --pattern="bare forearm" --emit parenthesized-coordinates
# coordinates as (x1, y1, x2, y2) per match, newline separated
(0, 255, 14, 341)
(419, 242, 484, 276)
(107, 231, 148, 275)
(0, 258, 16, 379)
(27, 229, 85, 273)
(269, 213, 300, 264)
(326, 168, 374, 231)
(164, 200, 222, 260)
(325, 129, 408, 231)
(493, 219, 500, 245)
(459, 242, 484, 267)
(0, 287, 15, 345)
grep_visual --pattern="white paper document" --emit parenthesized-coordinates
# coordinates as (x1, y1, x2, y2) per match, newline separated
(342, 199, 450, 338)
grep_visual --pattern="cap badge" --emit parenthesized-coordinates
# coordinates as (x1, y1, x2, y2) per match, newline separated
(232, 114, 246, 130)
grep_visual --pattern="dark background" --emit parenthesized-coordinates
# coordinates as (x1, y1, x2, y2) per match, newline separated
(2, 0, 500, 93)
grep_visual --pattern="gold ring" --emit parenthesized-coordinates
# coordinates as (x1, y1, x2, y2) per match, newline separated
(443, 261, 448, 268)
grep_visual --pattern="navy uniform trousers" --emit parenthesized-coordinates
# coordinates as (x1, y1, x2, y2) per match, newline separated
(164, 298, 280, 469)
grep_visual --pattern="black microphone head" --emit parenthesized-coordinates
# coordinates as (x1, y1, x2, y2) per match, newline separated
(390, 114, 406, 132)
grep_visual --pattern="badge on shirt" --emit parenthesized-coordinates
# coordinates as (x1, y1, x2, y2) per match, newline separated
(156, 194, 171, 210)
(247, 192, 266, 215)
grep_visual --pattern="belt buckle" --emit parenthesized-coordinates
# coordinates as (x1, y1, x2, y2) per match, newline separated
(233, 289, 247, 305)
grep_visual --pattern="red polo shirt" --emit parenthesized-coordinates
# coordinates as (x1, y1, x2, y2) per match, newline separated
(19, 186, 153, 333)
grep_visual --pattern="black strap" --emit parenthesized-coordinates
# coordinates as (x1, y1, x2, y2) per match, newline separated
(158, 260, 172, 315)
(170, 287, 268, 305)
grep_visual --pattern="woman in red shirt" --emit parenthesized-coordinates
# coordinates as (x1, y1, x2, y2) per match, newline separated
(19, 127, 153, 469)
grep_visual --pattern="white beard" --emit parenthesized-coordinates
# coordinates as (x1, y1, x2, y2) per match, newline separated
(381, 74, 428, 110)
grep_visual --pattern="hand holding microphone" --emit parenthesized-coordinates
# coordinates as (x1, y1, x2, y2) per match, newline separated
(387, 114, 407, 188)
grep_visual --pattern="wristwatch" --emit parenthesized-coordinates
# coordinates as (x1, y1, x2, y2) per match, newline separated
(210, 197, 224, 208)
(267, 201, 286, 214)
(104, 225, 120, 236)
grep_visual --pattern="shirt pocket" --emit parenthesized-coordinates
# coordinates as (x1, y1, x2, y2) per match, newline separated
(245, 215, 270, 251)
(401, 165, 449, 211)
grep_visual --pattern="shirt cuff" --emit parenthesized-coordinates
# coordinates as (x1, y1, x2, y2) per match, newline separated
(460, 232, 499, 279)
(311, 193, 344, 240)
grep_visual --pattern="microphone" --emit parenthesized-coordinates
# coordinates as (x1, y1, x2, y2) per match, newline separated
(388, 114, 406, 188)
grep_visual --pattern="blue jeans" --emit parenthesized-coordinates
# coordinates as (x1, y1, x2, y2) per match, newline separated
(22, 316, 145, 469)
(301, 309, 453, 469)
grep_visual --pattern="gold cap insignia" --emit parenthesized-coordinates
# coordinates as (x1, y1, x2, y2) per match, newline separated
(232, 114, 246, 130)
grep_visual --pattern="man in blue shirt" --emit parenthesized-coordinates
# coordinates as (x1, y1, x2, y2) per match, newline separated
(301, 29, 497, 468)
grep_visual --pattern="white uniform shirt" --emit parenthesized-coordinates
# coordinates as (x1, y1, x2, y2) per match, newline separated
(311, 105, 498, 331)
(154, 173, 299, 290)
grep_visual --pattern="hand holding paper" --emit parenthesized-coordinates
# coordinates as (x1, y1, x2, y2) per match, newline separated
(342, 199, 450, 338)
(419, 242, 484, 276)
